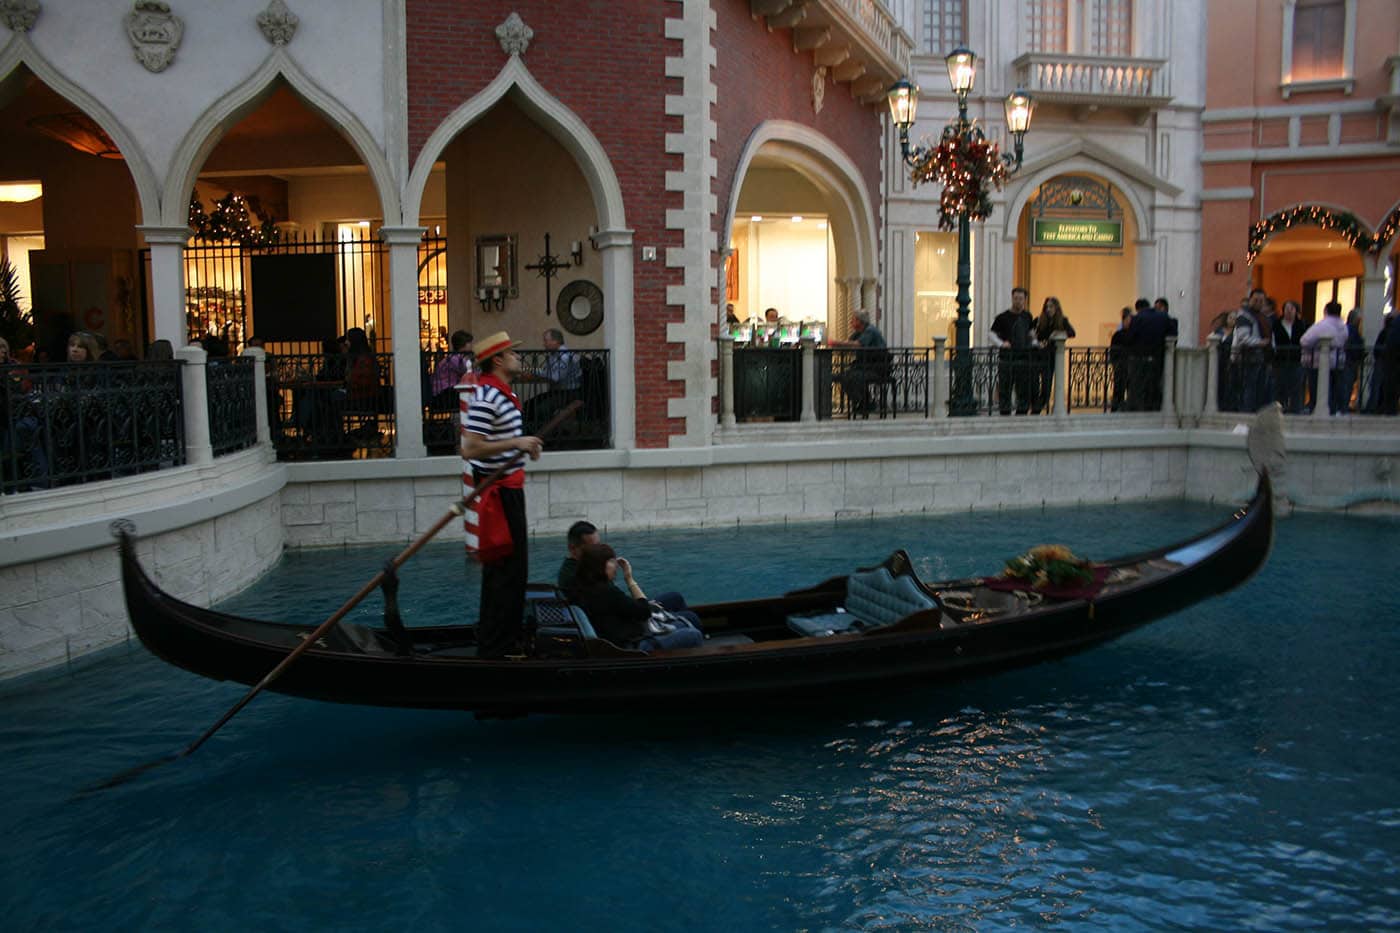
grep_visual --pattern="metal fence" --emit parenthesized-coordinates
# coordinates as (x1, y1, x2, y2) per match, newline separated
(735, 348, 801, 421)
(816, 348, 930, 419)
(206, 357, 259, 456)
(266, 351, 396, 460)
(1, 360, 184, 494)
(1220, 345, 1383, 415)
(1067, 347, 1166, 413)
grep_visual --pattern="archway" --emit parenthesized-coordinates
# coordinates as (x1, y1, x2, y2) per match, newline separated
(1251, 223, 1366, 325)
(1014, 173, 1141, 344)
(0, 65, 151, 359)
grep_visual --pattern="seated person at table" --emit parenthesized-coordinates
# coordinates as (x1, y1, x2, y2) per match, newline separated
(558, 520, 700, 629)
(431, 329, 474, 407)
(829, 309, 890, 414)
(525, 328, 582, 423)
(566, 543, 703, 652)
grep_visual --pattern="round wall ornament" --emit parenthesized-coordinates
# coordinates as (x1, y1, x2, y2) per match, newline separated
(556, 279, 604, 336)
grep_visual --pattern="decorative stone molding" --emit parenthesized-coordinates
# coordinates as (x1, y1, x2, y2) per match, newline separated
(812, 66, 826, 114)
(0, 0, 40, 33)
(495, 12, 532, 57)
(256, 0, 298, 46)
(125, 1, 183, 73)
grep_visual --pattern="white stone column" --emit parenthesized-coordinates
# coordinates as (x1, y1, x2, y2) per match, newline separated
(241, 347, 271, 446)
(1205, 334, 1221, 415)
(177, 344, 212, 466)
(1162, 336, 1177, 418)
(138, 225, 191, 347)
(800, 336, 816, 423)
(931, 336, 947, 419)
(1314, 336, 1333, 418)
(860, 277, 879, 317)
(718, 334, 736, 428)
(380, 226, 428, 460)
(595, 229, 636, 449)
(1362, 255, 1388, 347)
(1052, 332, 1069, 418)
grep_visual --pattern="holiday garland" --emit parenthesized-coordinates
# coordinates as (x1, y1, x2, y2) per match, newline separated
(909, 132, 1009, 231)
(1247, 205, 1375, 264)
(189, 192, 280, 247)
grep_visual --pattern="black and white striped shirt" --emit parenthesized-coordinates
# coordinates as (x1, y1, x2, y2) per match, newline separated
(466, 383, 523, 475)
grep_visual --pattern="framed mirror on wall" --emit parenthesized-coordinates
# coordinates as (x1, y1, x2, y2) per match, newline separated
(475, 234, 518, 302)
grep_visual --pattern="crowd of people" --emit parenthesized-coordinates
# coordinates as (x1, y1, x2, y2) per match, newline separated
(1215, 288, 1400, 415)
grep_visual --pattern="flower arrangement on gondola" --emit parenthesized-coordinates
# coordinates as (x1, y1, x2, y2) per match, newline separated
(909, 132, 1009, 231)
(1002, 544, 1094, 590)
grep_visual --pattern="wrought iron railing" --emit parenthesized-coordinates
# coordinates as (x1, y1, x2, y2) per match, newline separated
(206, 357, 258, 456)
(421, 348, 611, 454)
(266, 352, 395, 460)
(1222, 344, 1384, 415)
(816, 348, 930, 419)
(1067, 347, 1166, 413)
(943, 347, 1058, 417)
(735, 348, 801, 422)
(1, 360, 184, 494)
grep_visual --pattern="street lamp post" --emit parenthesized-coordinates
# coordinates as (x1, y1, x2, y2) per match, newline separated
(888, 51, 1033, 413)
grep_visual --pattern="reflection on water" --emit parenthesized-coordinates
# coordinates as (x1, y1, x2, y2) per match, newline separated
(2, 503, 1398, 930)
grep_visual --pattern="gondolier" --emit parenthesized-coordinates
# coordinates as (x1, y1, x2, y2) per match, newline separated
(463, 330, 543, 658)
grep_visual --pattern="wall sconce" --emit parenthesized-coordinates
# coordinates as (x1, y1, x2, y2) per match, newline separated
(570, 240, 584, 266)
(476, 285, 507, 312)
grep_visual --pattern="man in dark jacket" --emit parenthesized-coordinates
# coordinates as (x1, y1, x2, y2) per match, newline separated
(990, 287, 1035, 415)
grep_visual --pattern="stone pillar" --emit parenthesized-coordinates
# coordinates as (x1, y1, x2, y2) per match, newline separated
(719, 334, 736, 428)
(1162, 336, 1177, 417)
(1052, 332, 1069, 417)
(177, 344, 212, 466)
(931, 336, 947, 419)
(1314, 336, 1332, 418)
(595, 229, 636, 449)
(837, 276, 862, 338)
(138, 225, 191, 347)
(380, 226, 428, 459)
(860, 277, 879, 316)
(241, 347, 271, 446)
(800, 337, 816, 423)
(1205, 334, 1221, 415)
(1361, 258, 1388, 347)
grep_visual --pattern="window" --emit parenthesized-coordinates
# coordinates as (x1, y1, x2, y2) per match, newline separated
(1090, 0, 1133, 57)
(1292, 0, 1344, 81)
(1027, 0, 1068, 53)
(922, 0, 966, 56)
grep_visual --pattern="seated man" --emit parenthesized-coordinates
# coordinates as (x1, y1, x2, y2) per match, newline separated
(558, 520, 701, 631)
(525, 328, 582, 425)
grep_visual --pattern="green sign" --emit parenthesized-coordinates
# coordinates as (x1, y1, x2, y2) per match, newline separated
(1032, 218, 1123, 248)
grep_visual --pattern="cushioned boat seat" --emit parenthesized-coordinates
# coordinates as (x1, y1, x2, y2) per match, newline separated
(787, 565, 939, 638)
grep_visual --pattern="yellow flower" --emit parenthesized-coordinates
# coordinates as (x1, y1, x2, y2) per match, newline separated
(1029, 544, 1074, 562)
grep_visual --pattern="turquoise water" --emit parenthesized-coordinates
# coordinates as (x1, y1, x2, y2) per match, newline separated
(3, 501, 1400, 931)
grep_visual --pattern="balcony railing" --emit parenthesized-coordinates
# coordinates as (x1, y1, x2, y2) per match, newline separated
(1012, 53, 1171, 111)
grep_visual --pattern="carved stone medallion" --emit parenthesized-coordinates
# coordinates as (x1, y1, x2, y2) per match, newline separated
(125, 0, 183, 73)
(495, 11, 533, 57)
(812, 66, 827, 115)
(257, 0, 298, 46)
(0, 0, 40, 33)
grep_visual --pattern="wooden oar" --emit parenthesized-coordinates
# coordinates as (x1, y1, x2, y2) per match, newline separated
(87, 401, 581, 792)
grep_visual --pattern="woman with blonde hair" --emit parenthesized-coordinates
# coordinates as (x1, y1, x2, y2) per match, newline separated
(66, 331, 101, 363)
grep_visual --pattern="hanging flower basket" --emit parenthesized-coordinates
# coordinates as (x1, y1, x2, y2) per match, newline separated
(909, 134, 1009, 232)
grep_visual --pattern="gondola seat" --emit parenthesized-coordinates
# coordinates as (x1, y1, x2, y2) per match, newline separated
(787, 565, 939, 637)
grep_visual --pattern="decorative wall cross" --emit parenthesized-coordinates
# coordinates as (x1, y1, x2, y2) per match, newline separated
(524, 233, 572, 316)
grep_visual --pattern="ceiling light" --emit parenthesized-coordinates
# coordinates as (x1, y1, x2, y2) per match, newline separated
(0, 182, 42, 202)
(750, 215, 763, 222)
(791, 215, 803, 223)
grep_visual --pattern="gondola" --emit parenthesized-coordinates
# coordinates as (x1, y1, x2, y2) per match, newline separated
(119, 473, 1273, 716)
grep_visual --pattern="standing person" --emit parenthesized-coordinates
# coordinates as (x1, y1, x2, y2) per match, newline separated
(1109, 306, 1135, 412)
(463, 330, 543, 658)
(990, 286, 1035, 415)
(830, 309, 889, 416)
(1031, 297, 1074, 414)
(1340, 309, 1366, 414)
(1379, 312, 1400, 415)
(1230, 292, 1267, 412)
(1272, 300, 1305, 413)
(1300, 301, 1349, 415)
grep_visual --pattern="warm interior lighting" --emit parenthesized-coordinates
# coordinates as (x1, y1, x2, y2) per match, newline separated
(1004, 89, 1034, 136)
(885, 77, 919, 129)
(945, 48, 976, 96)
(0, 182, 42, 203)
(791, 215, 803, 223)
(27, 112, 123, 159)
(750, 215, 763, 222)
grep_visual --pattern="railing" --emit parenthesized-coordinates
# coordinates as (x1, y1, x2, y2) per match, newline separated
(824, 0, 912, 73)
(944, 347, 1049, 417)
(1068, 347, 1166, 413)
(421, 348, 612, 454)
(1011, 53, 1170, 105)
(735, 348, 802, 422)
(206, 357, 258, 457)
(1, 360, 185, 494)
(816, 347, 930, 419)
(267, 352, 396, 460)
(1219, 345, 1384, 416)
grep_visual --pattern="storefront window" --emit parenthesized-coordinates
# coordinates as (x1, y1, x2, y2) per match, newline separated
(913, 230, 968, 346)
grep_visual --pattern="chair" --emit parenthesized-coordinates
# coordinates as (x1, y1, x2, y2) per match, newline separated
(786, 555, 942, 637)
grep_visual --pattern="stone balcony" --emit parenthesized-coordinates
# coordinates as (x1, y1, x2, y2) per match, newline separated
(1011, 53, 1172, 122)
(750, 0, 914, 102)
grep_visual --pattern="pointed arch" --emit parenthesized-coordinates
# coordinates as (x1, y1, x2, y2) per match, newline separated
(1246, 204, 1376, 264)
(722, 121, 879, 281)
(1002, 155, 1154, 246)
(0, 35, 160, 222)
(1374, 200, 1400, 263)
(405, 56, 625, 231)
(161, 49, 399, 227)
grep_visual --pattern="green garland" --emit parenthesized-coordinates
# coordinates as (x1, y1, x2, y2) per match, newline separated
(189, 192, 280, 248)
(1247, 205, 1375, 264)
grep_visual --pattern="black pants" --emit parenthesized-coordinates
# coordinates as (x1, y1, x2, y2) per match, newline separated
(477, 484, 528, 658)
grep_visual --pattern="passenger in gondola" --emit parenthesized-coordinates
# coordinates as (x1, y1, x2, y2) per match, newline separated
(557, 520, 700, 630)
(566, 542, 703, 652)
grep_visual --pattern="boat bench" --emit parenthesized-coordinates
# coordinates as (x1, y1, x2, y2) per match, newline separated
(527, 596, 753, 657)
(787, 565, 939, 638)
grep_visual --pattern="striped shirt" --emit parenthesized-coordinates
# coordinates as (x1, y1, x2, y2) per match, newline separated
(466, 382, 523, 475)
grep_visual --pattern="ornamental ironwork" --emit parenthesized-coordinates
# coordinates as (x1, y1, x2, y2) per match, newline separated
(205, 357, 258, 456)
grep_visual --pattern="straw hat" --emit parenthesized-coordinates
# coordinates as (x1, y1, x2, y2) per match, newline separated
(474, 330, 522, 363)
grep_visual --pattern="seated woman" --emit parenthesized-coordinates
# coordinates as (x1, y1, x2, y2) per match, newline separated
(566, 542, 703, 652)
